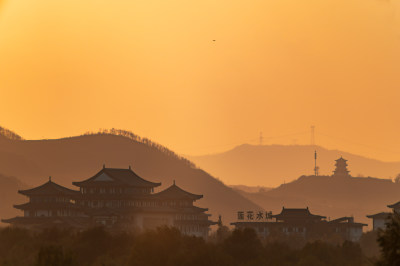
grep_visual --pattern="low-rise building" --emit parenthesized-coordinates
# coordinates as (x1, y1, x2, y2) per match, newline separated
(366, 201, 400, 231)
(232, 207, 366, 242)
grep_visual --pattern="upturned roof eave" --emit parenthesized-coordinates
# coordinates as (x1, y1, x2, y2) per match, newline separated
(18, 182, 80, 197)
(72, 168, 161, 188)
(388, 201, 400, 208)
(152, 184, 203, 200)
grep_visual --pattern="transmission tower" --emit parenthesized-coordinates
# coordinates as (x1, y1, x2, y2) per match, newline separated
(314, 150, 319, 176)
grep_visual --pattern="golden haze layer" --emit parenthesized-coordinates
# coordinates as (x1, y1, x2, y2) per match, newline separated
(0, 0, 399, 160)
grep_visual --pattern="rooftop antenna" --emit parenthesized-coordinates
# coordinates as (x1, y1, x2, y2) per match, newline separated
(259, 131, 263, 146)
(314, 150, 319, 176)
(311, 125, 315, 146)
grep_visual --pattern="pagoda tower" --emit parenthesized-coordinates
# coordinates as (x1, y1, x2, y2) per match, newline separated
(332, 157, 350, 177)
(1, 177, 84, 229)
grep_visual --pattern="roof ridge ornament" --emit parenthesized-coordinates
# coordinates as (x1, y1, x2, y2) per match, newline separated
(49, 176, 52, 182)
(173, 180, 176, 185)
(129, 165, 131, 170)
(103, 163, 105, 169)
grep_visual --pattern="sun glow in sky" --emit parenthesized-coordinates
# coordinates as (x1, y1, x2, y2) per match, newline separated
(0, 0, 400, 160)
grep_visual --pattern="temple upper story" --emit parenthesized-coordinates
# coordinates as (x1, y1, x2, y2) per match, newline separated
(72, 166, 161, 195)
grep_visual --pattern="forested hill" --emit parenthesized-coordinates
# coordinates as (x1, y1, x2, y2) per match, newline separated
(188, 144, 400, 187)
(235, 175, 400, 226)
(0, 129, 260, 224)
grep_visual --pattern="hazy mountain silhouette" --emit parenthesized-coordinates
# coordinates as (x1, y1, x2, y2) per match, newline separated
(0, 131, 261, 224)
(188, 144, 400, 187)
(0, 174, 26, 222)
(234, 174, 400, 226)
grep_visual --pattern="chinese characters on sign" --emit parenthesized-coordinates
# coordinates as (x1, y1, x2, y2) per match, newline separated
(237, 211, 273, 221)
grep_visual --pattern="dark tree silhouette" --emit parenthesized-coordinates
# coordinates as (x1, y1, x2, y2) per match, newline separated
(0, 226, 376, 266)
(82, 128, 196, 168)
(0, 126, 24, 140)
(35, 245, 74, 266)
(377, 211, 400, 265)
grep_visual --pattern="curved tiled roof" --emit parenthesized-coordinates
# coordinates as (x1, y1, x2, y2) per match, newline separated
(152, 182, 203, 200)
(73, 167, 161, 188)
(14, 202, 78, 210)
(388, 201, 400, 209)
(1, 216, 90, 228)
(18, 179, 79, 197)
(272, 207, 326, 221)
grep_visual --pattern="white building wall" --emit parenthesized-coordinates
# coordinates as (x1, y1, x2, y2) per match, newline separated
(373, 218, 387, 231)
(349, 227, 363, 242)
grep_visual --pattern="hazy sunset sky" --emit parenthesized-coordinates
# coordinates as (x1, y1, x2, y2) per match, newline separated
(0, 0, 399, 160)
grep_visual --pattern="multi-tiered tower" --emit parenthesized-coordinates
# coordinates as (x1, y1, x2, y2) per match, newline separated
(332, 157, 350, 177)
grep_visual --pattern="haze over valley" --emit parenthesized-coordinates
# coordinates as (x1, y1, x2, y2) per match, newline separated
(189, 144, 400, 187)
(1, 127, 400, 228)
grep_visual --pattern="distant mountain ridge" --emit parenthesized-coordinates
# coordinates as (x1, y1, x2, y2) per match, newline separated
(0, 129, 261, 224)
(188, 144, 400, 187)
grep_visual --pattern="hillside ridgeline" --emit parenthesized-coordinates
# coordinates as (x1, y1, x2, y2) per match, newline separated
(0, 129, 260, 224)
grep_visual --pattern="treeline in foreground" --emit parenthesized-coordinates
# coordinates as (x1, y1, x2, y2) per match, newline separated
(0, 225, 385, 266)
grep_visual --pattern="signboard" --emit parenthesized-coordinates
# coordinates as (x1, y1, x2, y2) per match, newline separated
(237, 211, 273, 221)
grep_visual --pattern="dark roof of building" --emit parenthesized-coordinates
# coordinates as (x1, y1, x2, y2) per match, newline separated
(18, 179, 79, 197)
(336, 157, 347, 162)
(272, 207, 326, 221)
(1, 216, 90, 228)
(74, 193, 154, 200)
(73, 167, 161, 188)
(152, 182, 203, 200)
(367, 212, 392, 219)
(388, 201, 400, 209)
(329, 217, 367, 227)
(14, 202, 79, 210)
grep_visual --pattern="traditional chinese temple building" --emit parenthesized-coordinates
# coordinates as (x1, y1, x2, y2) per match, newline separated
(2, 166, 216, 238)
(232, 207, 366, 242)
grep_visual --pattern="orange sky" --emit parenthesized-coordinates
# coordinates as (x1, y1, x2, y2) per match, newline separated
(0, 0, 400, 161)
